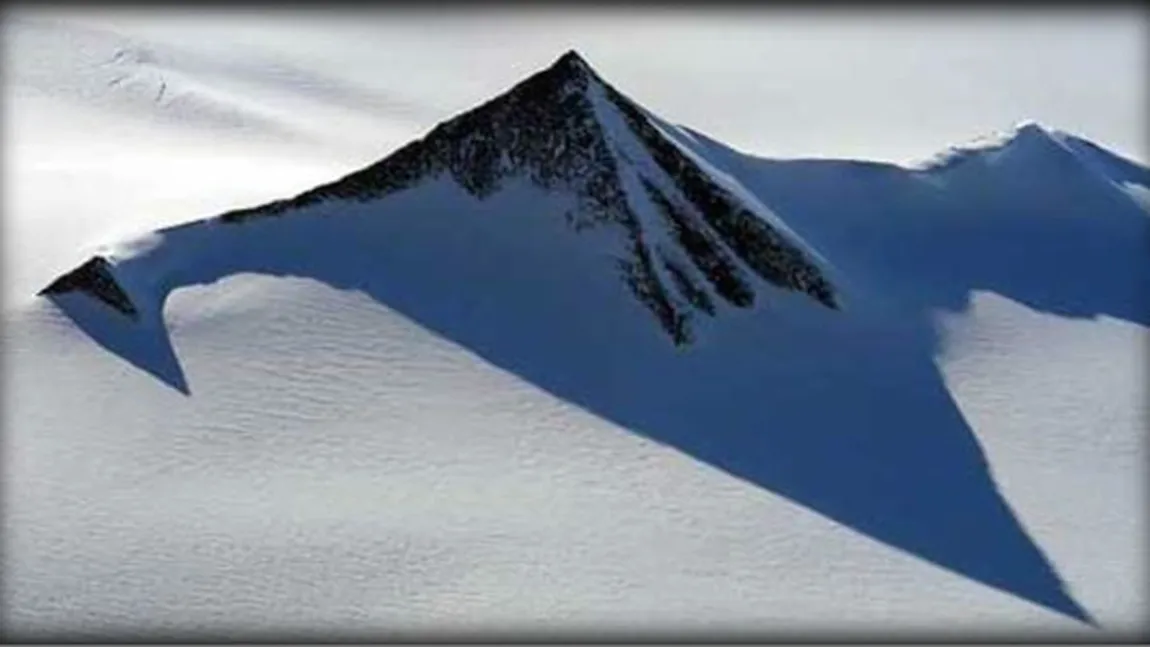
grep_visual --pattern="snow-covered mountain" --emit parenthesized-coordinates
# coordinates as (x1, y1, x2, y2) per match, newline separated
(6, 43, 1147, 641)
(40, 51, 839, 348)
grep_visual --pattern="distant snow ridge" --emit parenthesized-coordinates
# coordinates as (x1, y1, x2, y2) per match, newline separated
(905, 119, 1150, 219)
(907, 120, 1060, 172)
(41, 50, 837, 346)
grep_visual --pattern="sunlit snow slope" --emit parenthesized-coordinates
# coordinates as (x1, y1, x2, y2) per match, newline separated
(4, 16, 1147, 642)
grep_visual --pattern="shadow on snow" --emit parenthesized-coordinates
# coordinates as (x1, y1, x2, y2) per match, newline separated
(44, 137, 1150, 627)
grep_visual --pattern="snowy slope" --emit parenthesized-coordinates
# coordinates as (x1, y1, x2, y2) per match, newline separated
(5, 277, 1110, 642)
(4, 19, 1147, 642)
(666, 118, 1150, 634)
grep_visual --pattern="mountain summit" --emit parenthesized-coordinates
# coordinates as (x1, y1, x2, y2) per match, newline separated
(41, 50, 837, 346)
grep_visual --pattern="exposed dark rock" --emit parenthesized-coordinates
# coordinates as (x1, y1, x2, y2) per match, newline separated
(39, 256, 138, 318)
(660, 253, 716, 317)
(619, 233, 693, 347)
(640, 177, 755, 309)
(602, 83, 838, 310)
(218, 50, 627, 228)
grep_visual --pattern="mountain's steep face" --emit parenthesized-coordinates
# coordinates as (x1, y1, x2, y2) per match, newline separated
(40, 50, 837, 346)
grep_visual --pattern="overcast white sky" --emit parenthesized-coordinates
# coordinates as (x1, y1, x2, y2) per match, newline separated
(8, 7, 1148, 164)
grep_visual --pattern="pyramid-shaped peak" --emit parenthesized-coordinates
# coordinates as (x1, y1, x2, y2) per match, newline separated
(1012, 119, 1059, 135)
(911, 120, 1074, 172)
(546, 49, 598, 81)
(556, 49, 590, 68)
(967, 120, 1053, 150)
(994, 120, 1080, 158)
(1008, 120, 1060, 142)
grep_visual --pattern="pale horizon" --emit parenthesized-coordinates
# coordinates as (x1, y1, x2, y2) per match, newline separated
(9, 6, 1147, 165)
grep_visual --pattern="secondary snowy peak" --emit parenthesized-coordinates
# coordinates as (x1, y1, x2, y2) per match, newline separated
(908, 121, 1069, 172)
(40, 50, 838, 346)
(907, 120, 1150, 216)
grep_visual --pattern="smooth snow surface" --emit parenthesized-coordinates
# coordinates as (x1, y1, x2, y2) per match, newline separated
(2, 282, 1103, 641)
(4, 13, 1147, 642)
